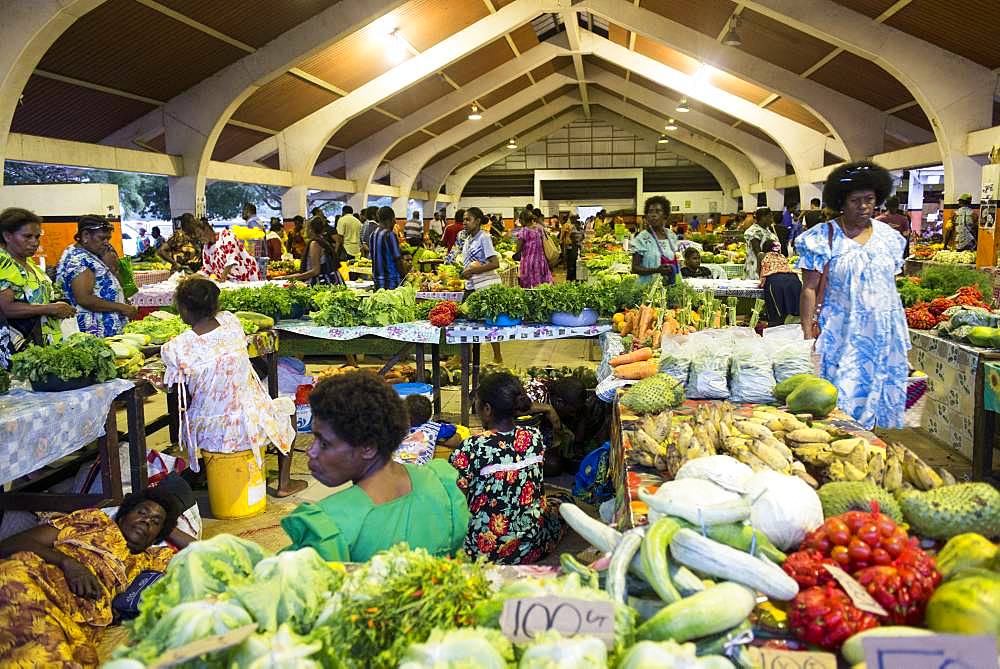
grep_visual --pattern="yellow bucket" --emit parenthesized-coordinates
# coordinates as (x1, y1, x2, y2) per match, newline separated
(203, 450, 267, 519)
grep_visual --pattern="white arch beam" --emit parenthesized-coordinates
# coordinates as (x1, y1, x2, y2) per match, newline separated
(740, 0, 995, 201)
(580, 0, 930, 157)
(387, 85, 578, 211)
(589, 92, 758, 204)
(581, 32, 827, 204)
(0, 0, 107, 184)
(589, 108, 740, 211)
(587, 67, 785, 205)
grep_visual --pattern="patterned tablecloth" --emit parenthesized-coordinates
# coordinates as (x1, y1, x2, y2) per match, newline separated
(275, 319, 442, 344)
(415, 291, 464, 302)
(133, 270, 170, 287)
(0, 378, 135, 482)
(445, 321, 611, 344)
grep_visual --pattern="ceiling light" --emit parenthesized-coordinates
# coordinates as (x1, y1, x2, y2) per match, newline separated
(388, 28, 407, 62)
(657, 135, 669, 144)
(664, 118, 678, 131)
(468, 104, 482, 121)
(675, 98, 690, 113)
(506, 138, 517, 149)
(722, 15, 742, 47)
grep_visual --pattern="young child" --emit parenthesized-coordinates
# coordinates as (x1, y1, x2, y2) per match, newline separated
(680, 246, 712, 279)
(393, 394, 463, 466)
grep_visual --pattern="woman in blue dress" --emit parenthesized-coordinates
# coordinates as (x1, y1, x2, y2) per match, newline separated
(797, 161, 908, 429)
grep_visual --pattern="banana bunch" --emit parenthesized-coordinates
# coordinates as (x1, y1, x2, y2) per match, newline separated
(624, 410, 717, 476)
(884, 442, 955, 491)
(114, 351, 145, 379)
(705, 405, 817, 486)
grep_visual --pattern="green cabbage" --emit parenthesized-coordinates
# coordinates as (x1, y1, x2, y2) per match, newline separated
(230, 547, 341, 633)
(399, 628, 513, 669)
(129, 534, 267, 637)
(518, 631, 608, 669)
(229, 625, 324, 669)
(114, 599, 253, 665)
(619, 640, 734, 669)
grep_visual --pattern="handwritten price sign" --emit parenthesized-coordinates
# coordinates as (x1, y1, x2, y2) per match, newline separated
(863, 634, 998, 669)
(500, 596, 616, 647)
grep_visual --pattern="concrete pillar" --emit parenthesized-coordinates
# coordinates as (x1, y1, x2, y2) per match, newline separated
(906, 171, 925, 233)
(167, 175, 201, 218)
(282, 186, 309, 219)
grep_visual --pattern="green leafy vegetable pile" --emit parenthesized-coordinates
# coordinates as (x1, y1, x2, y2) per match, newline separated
(462, 285, 529, 321)
(310, 288, 363, 326)
(310, 285, 418, 327)
(525, 282, 617, 321)
(124, 314, 190, 344)
(218, 284, 294, 318)
(10, 333, 117, 384)
(896, 265, 993, 307)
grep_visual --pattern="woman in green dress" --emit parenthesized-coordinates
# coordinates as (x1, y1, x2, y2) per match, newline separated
(0, 208, 76, 368)
(281, 371, 470, 562)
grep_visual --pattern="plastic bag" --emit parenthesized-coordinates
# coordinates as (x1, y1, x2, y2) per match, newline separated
(764, 324, 814, 382)
(685, 331, 731, 399)
(657, 335, 691, 387)
(730, 339, 776, 403)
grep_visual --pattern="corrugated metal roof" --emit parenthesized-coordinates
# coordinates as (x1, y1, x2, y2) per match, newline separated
(38, 0, 247, 101)
(211, 124, 273, 162)
(10, 75, 156, 143)
(807, 51, 913, 110)
(232, 73, 339, 130)
(296, 28, 405, 93)
(634, 35, 700, 76)
(735, 10, 837, 76)
(639, 0, 737, 38)
(156, 0, 342, 49)
(426, 108, 473, 136)
(399, 0, 489, 52)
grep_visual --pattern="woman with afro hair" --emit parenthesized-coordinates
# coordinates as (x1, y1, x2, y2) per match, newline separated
(281, 371, 469, 562)
(797, 161, 909, 429)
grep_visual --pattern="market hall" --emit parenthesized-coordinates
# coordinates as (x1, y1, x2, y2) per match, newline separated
(0, 0, 999, 666)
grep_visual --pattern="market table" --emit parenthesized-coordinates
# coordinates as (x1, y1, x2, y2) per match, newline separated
(445, 321, 612, 424)
(275, 319, 445, 414)
(682, 277, 765, 300)
(0, 378, 146, 511)
(908, 329, 1000, 481)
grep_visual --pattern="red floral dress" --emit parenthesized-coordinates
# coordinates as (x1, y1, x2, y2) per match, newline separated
(449, 426, 564, 564)
(202, 229, 259, 281)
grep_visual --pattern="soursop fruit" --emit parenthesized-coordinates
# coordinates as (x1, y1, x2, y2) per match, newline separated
(817, 481, 904, 524)
(896, 483, 1000, 540)
(620, 374, 684, 414)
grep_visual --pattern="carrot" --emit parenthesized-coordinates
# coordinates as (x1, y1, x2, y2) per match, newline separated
(610, 347, 653, 366)
(636, 305, 653, 342)
(613, 360, 658, 380)
(621, 310, 634, 335)
(652, 329, 662, 350)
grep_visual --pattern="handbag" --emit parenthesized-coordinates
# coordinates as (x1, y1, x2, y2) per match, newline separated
(542, 232, 561, 267)
(810, 222, 835, 338)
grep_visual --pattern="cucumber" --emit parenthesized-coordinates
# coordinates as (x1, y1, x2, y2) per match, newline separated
(559, 503, 622, 554)
(640, 517, 683, 604)
(694, 619, 753, 657)
(560, 553, 599, 589)
(841, 627, 932, 665)
(607, 530, 643, 604)
(637, 582, 755, 643)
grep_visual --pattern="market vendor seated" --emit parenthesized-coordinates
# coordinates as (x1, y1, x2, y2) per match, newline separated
(191, 217, 259, 281)
(393, 394, 463, 465)
(680, 246, 713, 279)
(282, 371, 470, 562)
(0, 208, 76, 365)
(449, 372, 566, 565)
(0, 487, 181, 668)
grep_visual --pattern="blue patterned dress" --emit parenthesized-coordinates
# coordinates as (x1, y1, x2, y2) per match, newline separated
(55, 245, 127, 337)
(796, 219, 910, 429)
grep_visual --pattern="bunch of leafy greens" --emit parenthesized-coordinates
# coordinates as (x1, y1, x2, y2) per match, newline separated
(237, 315, 260, 334)
(473, 573, 635, 661)
(525, 282, 615, 321)
(310, 288, 363, 326)
(230, 547, 341, 634)
(129, 534, 266, 637)
(114, 599, 254, 666)
(218, 284, 293, 318)
(415, 299, 442, 321)
(10, 333, 117, 384)
(918, 265, 992, 300)
(519, 631, 608, 669)
(462, 285, 528, 321)
(124, 314, 189, 344)
(310, 544, 493, 669)
(230, 625, 323, 669)
(360, 284, 417, 326)
(612, 276, 648, 311)
(398, 628, 513, 669)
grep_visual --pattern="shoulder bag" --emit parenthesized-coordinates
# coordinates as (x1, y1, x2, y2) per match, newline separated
(810, 222, 835, 338)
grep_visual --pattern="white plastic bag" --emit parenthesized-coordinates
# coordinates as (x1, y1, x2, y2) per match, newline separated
(685, 330, 731, 399)
(765, 324, 814, 382)
(730, 336, 776, 403)
(657, 335, 691, 387)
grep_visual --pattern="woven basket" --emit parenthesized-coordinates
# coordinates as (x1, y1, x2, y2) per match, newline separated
(500, 264, 519, 287)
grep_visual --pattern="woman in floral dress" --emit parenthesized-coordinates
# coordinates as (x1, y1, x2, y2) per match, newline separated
(514, 209, 552, 288)
(192, 219, 259, 281)
(161, 277, 295, 479)
(449, 372, 565, 565)
(743, 207, 780, 280)
(798, 161, 909, 429)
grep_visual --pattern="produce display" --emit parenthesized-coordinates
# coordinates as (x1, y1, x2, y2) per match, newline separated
(130, 261, 172, 271)
(266, 259, 299, 278)
(310, 285, 418, 327)
(929, 250, 976, 264)
(9, 333, 117, 386)
(104, 334, 147, 378)
(124, 313, 190, 344)
(406, 265, 464, 292)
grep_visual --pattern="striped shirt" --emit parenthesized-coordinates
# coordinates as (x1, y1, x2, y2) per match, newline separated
(371, 228, 403, 289)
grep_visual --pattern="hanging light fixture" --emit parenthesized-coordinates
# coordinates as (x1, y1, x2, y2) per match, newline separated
(657, 135, 669, 144)
(675, 98, 690, 113)
(722, 15, 742, 47)
(468, 104, 482, 121)
(389, 28, 407, 62)
(506, 138, 517, 149)
(664, 118, 678, 131)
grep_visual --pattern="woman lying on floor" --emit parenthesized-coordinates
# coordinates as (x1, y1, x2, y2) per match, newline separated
(0, 487, 181, 668)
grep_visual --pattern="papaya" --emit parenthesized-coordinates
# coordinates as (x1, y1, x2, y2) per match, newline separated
(967, 326, 996, 348)
(925, 575, 1000, 639)
(936, 533, 998, 581)
(774, 373, 818, 403)
(787, 378, 838, 417)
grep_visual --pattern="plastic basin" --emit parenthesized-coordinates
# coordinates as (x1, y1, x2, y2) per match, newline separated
(550, 308, 598, 327)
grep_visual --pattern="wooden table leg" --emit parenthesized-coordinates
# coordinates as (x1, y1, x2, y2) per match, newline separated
(166, 388, 179, 447)
(266, 348, 306, 497)
(99, 404, 124, 506)
(125, 387, 148, 492)
(460, 343, 470, 426)
(471, 343, 481, 404)
(431, 344, 442, 416)
(415, 344, 426, 383)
